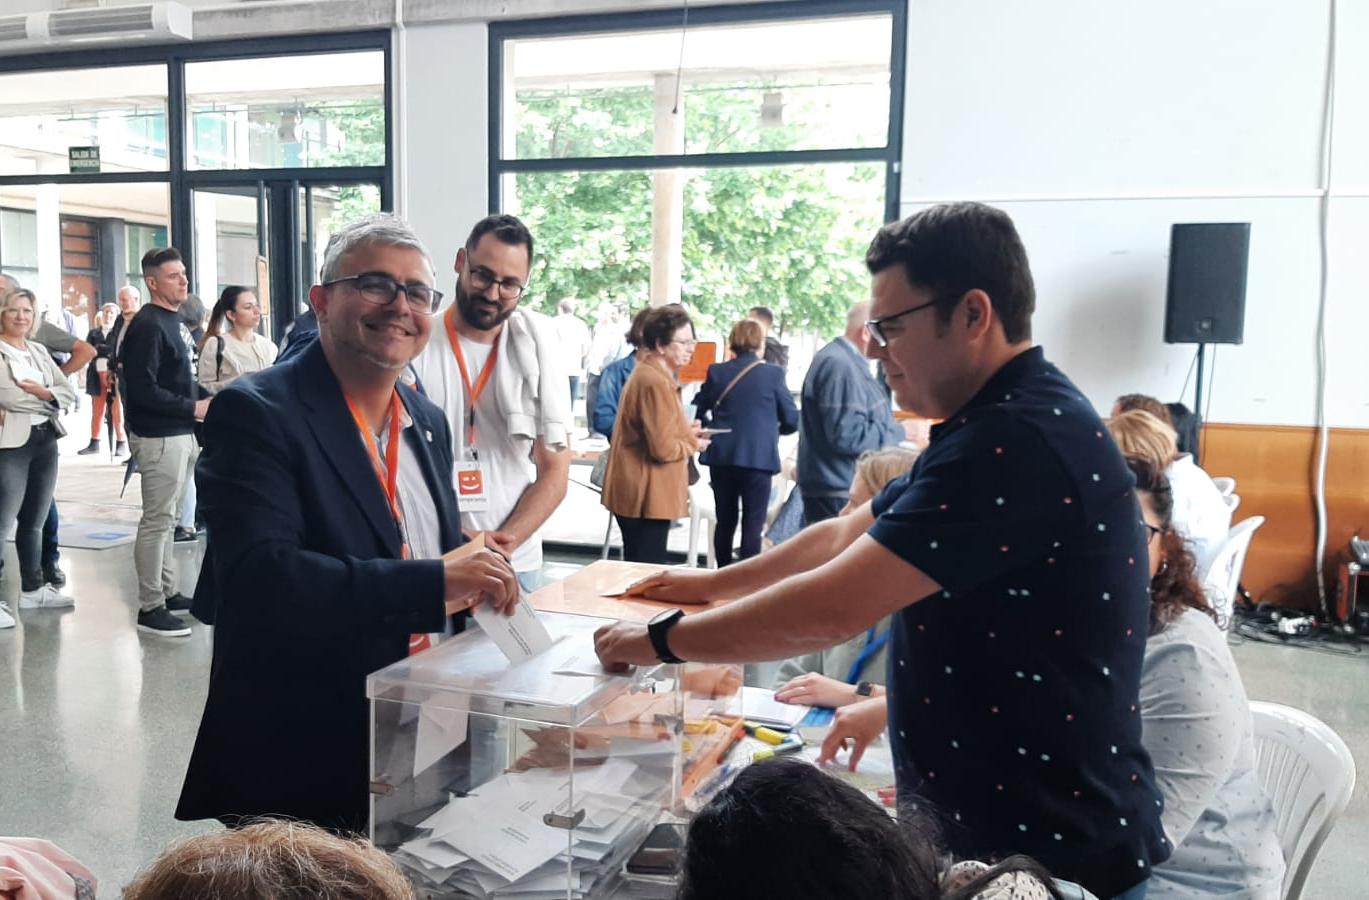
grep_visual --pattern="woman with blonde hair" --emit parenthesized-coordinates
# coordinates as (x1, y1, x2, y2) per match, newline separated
(772, 445, 920, 707)
(0, 288, 77, 626)
(694, 318, 798, 565)
(1107, 409, 1229, 579)
(122, 820, 414, 899)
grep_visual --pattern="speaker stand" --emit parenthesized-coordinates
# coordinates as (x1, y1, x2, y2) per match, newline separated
(1192, 343, 1206, 465)
(1193, 342, 1206, 420)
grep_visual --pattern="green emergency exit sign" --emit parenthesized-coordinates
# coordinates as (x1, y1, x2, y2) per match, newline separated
(68, 146, 101, 173)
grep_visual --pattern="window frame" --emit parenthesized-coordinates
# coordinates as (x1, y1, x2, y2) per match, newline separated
(0, 31, 394, 292)
(488, 0, 907, 223)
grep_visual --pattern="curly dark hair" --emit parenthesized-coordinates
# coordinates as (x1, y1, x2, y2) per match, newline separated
(1125, 456, 1218, 634)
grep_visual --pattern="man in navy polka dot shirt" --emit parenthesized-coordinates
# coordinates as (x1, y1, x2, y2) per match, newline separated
(595, 202, 1167, 899)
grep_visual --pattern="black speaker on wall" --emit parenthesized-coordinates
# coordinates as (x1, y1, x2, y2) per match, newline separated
(1163, 222, 1250, 345)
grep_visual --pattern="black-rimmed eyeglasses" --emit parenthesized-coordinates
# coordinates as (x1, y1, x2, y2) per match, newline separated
(865, 299, 938, 348)
(321, 272, 443, 316)
(466, 264, 528, 301)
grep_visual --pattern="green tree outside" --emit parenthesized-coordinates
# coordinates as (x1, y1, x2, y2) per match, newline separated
(509, 83, 884, 338)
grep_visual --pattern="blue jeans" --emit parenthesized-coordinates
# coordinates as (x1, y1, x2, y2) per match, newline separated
(42, 497, 60, 569)
(0, 427, 59, 591)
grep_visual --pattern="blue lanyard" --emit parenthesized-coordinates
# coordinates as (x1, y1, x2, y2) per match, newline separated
(845, 626, 889, 684)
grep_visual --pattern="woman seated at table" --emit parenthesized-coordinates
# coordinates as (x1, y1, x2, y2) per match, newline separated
(679, 756, 1063, 900)
(770, 446, 919, 708)
(1108, 409, 1230, 582)
(1127, 456, 1283, 899)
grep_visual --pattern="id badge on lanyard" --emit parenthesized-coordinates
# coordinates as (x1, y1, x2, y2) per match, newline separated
(454, 456, 490, 512)
(448, 310, 496, 514)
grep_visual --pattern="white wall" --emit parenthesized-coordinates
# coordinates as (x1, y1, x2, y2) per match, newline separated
(900, 0, 1368, 428)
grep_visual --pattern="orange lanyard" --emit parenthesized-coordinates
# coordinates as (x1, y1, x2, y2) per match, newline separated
(444, 306, 499, 447)
(344, 389, 407, 559)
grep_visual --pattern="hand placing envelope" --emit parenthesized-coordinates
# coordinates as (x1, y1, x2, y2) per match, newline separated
(443, 532, 520, 616)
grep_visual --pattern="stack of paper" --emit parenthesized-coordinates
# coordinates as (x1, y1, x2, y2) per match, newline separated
(391, 756, 670, 898)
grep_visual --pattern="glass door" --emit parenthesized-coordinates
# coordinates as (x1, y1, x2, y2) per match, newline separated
(188, 178, 383, 341)
(190, 183, 267, 335)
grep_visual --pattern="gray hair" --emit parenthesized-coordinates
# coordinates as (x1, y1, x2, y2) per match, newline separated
(0, 272, 20, 292)
(845, 300, 871, 332)
(117, 284, 141, 303)
(319, 213, 432, 284)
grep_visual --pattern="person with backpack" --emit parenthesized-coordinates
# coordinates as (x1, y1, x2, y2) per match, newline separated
(198, 286, 277, 394)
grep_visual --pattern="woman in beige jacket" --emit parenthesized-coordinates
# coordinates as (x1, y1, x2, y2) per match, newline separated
(197, 286, 278, 394)
(602, 305, 709, 563)
(0, 289, 77, 625)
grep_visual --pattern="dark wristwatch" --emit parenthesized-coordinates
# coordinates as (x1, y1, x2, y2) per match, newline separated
(855, 681, 875, 697)
(647, 608, 686, 664)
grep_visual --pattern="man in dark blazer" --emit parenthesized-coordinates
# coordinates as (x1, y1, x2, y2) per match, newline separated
(796, 301, 905, 525)
(177, 214, 518, 834)
(694, 320, 799, 565)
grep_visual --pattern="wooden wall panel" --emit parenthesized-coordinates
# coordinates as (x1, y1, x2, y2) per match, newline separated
(1201, 424, 1369, 611)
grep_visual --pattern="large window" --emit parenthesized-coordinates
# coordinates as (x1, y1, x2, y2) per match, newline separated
(491, 2, 904, 342)
(0, 64, 169, 177)
(185, 51, 386, 170)
(0, 33, 391, 338)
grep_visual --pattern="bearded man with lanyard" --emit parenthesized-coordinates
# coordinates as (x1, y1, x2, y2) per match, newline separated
(412, 215, 572, 592)
(178, 214, 519, 833)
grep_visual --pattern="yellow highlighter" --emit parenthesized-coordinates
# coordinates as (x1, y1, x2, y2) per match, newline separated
(745, 723, 788, 745)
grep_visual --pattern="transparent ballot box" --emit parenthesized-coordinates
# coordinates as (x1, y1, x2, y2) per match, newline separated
(367, 611, 742, 899)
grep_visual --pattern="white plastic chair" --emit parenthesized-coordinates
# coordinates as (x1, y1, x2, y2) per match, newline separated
(1223, 491, 1242, 513)
(1212, 476, 1236, 496)
(1249, 701, 1356, 899)
(686, 473, 717, 569)
(1202, 515, 1263, 627)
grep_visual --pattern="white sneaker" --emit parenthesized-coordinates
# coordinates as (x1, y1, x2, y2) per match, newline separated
(19, 584, 74, 609)
(0, 602, 13, 629)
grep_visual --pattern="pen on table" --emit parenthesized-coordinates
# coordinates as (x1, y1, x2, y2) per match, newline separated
(751, 734, 805, 761)
(695, 759, 742, 797)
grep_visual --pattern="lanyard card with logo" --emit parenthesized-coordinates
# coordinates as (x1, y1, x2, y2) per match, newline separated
(446, 308, 495, 513)
(344, 388, 436, 655)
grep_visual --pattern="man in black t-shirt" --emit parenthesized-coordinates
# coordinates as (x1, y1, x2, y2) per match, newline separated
(121, 247, 211, 637)
(594, 204, 1167, 900)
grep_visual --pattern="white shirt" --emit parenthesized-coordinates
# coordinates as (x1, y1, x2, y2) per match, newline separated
(198, 331, 279, 394)
(374, 405, 441, 563)
(1165, 454, 1231, 579)
(413, 324, 542, 574)
(1142, 609, 1284, 899)
(552, 312, 591, 378)
(0, 340, 51, 427)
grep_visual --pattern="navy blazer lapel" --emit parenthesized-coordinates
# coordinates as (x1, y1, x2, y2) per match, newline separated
(294, 342, 404, 557)
(397, 386, 462, 553)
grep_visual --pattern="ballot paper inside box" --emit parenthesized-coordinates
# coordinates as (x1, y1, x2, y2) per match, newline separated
(366, 612, 741, 899)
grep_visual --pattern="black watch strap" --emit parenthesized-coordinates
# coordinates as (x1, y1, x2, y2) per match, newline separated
(855, 681, 874, 697)
(647, 608, 686, 664)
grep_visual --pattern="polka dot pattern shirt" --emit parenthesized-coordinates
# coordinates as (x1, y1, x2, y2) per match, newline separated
(868, 347, 1169, 898)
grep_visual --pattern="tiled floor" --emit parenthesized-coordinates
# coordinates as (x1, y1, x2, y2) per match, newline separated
(1, 438, 1365, 897)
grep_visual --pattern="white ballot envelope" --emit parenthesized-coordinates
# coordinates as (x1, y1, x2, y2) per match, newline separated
(452, 532, 554, 664)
